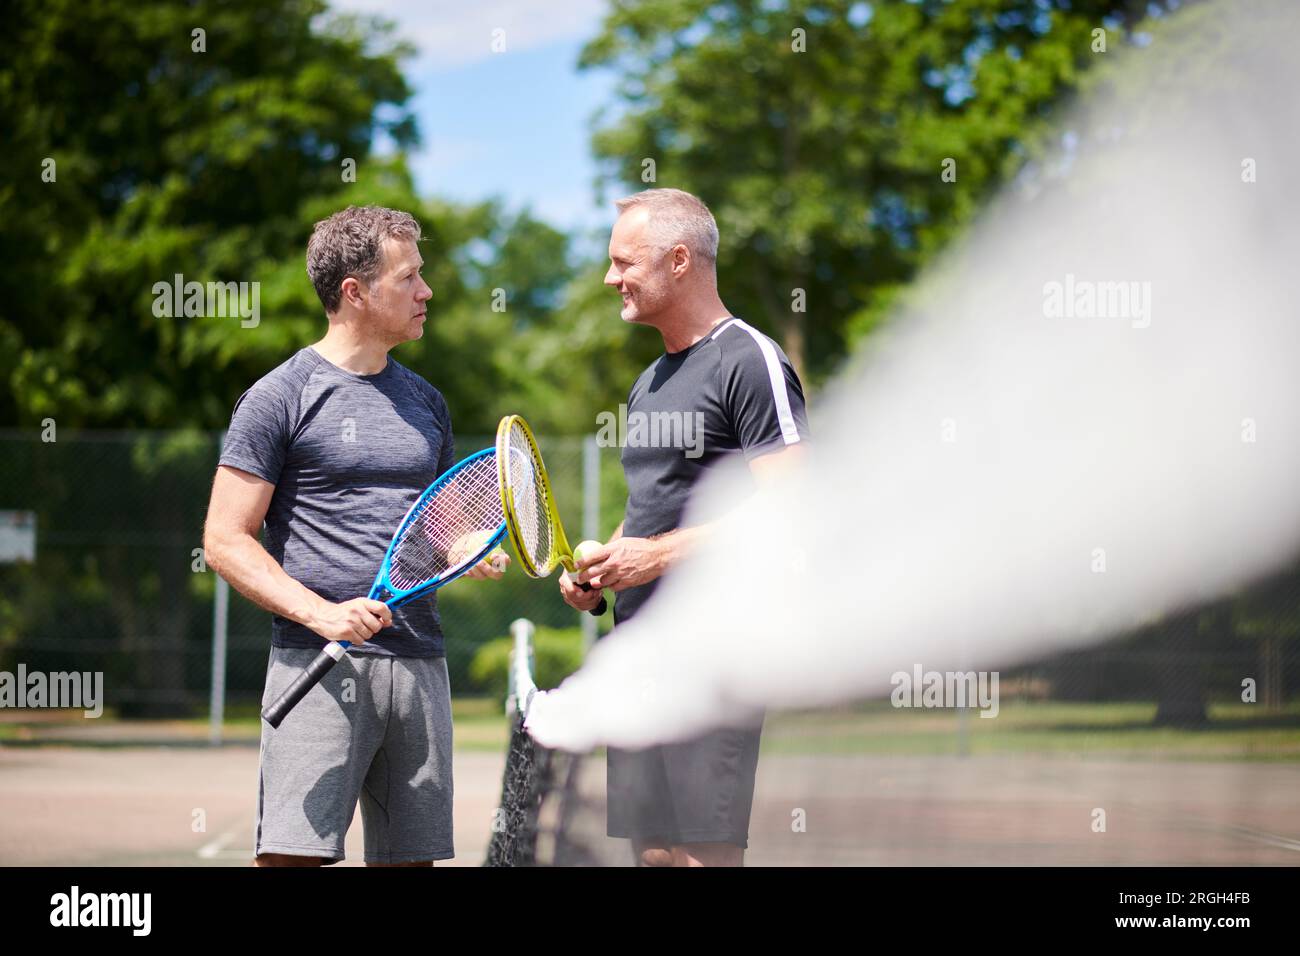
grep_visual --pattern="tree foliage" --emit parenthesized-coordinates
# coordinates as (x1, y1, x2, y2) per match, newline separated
(580, 0, 1170, 382)
(1, 0, 424, 426)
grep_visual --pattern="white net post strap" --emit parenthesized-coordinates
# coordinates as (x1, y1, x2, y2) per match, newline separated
(510, 617, 538, 719)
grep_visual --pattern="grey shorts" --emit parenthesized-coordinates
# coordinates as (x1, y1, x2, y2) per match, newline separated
(606, 719, 764, 848)
(256, 647, 454, 864)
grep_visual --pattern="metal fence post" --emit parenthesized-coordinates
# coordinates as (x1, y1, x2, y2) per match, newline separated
(581, 433, 600, 652)
(209, 430, 228, 745)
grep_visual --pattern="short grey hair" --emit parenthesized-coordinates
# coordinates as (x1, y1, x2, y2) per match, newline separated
(306, 205, 422, 313)
(615, 188, 719, 265)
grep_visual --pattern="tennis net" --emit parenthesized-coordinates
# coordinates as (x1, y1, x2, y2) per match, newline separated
(483, 619, 618, 866)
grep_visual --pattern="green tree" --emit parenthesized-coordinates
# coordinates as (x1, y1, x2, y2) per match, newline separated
(580, 0, 1169, 382)
(0, 0, 636, 438)
(0, 0, 418, 427)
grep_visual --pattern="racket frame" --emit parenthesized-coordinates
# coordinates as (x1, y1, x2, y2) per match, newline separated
(496, 415, 578, 577)
(496, 414, 607, 617)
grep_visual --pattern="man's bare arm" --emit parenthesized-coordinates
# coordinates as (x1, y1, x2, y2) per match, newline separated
(748, 442, 805, 483)
(649, 443, 805, 564)
(576, 445, 805, 591)
(203, 465, 390, 644)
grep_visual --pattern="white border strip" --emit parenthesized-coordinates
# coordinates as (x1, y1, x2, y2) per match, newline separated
(714, 319, 801, 445)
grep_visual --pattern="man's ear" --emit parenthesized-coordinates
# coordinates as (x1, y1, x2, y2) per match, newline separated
(670, 243, 691, 278)
(340, 276, 364, 310)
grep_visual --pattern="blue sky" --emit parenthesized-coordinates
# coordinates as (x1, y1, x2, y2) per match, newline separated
(337, 0, 619, 237)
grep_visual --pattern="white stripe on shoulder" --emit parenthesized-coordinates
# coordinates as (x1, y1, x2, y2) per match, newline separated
(710, 317, 740, 340)
(717, 319, 801, 446)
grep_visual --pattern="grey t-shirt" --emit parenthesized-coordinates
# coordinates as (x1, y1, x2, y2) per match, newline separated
(219, 347, 456, 657)
(615, 317, 810, 624)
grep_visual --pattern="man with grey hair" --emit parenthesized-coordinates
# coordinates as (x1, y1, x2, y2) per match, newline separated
(560, 188, 810, 866)
(204, 205, 505, 867)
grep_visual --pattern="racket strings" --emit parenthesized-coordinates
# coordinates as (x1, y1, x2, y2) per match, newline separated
(389, 454, 504, 591)
(505, 424, 555, 574)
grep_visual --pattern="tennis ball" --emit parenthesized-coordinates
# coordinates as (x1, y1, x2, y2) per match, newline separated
(573, 540, 603, 565)
(484, 546, 508, 571)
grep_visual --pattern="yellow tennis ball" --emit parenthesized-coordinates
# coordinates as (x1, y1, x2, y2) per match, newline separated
(485, 546, 508, 570)
(573, 540, 603, 565)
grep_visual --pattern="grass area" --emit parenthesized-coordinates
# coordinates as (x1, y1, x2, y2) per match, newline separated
(2, 698, 1297, 760)
(202, 697, 515, 750)
(0, 697, 512, 748)
(762, 700, 1300, 761)
(449, 696, 511, 751)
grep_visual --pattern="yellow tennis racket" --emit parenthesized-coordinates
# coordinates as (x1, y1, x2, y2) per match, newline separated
(496, 414, 608, 617)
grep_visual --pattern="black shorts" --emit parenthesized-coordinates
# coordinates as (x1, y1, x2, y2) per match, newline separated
(606, 720, 763, 848)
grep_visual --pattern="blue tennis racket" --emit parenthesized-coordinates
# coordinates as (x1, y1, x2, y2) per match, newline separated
(261, 447, 507, 728)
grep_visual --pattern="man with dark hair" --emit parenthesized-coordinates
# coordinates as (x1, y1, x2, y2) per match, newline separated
(560, 189, 809, 866)
(204, 205, 505, 867)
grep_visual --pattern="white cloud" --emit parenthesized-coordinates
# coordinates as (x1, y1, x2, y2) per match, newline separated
(331, 0, 608, 73)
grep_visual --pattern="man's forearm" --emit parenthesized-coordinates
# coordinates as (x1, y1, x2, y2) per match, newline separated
(651, 447, 801, 571)
(208, 533, 329, 631)
(650, 523, 712, 571)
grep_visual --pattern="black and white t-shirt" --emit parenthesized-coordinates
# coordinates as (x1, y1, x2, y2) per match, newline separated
(615, 317, 810, 623)
(219, 347, 456, 657)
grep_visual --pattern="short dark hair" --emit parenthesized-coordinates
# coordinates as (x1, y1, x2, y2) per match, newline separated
(306, 205, 421, 313)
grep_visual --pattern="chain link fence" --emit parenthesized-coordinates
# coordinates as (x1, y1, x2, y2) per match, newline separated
(0, 429, 1296, 721)
(0, 429, 625, 718)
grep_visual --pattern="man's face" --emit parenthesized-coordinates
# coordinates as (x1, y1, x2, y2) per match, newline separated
(604, 208, 676, 326)
(359, 237, 432, 345)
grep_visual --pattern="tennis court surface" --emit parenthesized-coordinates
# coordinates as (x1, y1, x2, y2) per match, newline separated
(4, 709, 1298, 866)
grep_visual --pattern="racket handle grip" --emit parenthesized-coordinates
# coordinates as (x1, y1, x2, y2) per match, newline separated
(577, 582, 608, 617)
(261, 642, 349, 728)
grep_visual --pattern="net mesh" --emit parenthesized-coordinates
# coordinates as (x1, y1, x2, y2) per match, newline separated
(484, 728, 616, 866)
(484, 621, 613, 867)
(502, 422, 555, 575)
(388, 452, 504, 592)
(484, 716, 548, 866)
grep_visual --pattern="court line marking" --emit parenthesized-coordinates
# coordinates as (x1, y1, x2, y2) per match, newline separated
(197, 825, 244, 860)
(1135, 801, 1300, 854)
(1209, 822, 1300, 853)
